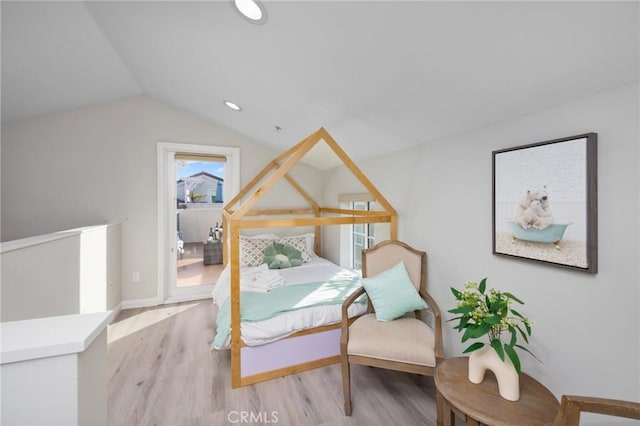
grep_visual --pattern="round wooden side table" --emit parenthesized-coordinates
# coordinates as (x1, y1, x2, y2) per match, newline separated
(435, 357, 559, 426)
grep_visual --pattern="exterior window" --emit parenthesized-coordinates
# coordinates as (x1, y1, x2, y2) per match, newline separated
(351, 201, 376, 270)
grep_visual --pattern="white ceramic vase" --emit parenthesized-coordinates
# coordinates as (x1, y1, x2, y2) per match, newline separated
(468, 346, 520, 401)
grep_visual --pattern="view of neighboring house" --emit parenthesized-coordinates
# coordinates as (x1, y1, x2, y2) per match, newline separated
(177, 171, 223, 204)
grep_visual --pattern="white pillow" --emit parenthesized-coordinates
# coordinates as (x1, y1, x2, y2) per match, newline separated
(302, 233, 316, 257)
(240, 234, 278, 266)
(277, 233, 316, 262)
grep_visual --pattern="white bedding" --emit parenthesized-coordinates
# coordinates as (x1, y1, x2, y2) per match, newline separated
(211, 257, 367, 348)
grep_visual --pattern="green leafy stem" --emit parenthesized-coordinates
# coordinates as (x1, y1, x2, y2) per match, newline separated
(447, 278, 540, 373)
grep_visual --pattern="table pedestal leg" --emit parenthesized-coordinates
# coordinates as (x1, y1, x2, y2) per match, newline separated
(436, 390, 456, 426)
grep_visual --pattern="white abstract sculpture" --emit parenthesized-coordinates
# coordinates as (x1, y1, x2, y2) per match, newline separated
(468, 347, 520, 401)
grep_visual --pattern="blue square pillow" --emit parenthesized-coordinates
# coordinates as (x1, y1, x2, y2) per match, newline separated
(362, 261, 428, 321)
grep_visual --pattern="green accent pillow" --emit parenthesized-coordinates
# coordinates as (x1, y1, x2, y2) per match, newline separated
(361, 261, 428, 321)
(263, 242, 303, 269)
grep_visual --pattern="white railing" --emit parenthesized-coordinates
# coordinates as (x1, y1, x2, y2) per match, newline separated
(0, 223, 121, 322)
(1, 312, 111, 425)
(0, 223, 120, 425)
(177, 206, 223, 243)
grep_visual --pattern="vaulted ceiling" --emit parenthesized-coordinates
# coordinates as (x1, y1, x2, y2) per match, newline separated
(2, 1, 638, 164)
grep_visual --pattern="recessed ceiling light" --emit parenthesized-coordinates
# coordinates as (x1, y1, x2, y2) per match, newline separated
(224, 100, 242, 111)
(231, 0, 268, 25)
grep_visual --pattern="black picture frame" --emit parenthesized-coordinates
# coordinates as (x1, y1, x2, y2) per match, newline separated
(492, 133, 597, 273)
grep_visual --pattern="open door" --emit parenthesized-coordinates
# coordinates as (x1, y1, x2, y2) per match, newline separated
(157, 142, 239, 304)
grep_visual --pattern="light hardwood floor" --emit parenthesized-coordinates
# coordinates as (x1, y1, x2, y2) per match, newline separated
(107, 300, 439, 426)
(177, 243, 224, 287)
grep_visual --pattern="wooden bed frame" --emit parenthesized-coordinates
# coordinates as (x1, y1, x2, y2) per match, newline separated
(221, 127, 397, 388)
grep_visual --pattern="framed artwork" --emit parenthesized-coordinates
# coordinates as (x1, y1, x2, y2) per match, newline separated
(492, 133, 597, 273)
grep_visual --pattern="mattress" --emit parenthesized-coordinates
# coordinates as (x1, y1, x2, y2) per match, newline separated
(211, 257, 367, 349)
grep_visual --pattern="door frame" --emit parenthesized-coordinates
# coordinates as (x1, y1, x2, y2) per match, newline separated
(157, 142, 240, 304)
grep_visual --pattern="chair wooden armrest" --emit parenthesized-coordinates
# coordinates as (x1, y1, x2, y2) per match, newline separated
(419, 288, 444, 361)
(340, 286, 366, 345)
(554, 395, 640, 426)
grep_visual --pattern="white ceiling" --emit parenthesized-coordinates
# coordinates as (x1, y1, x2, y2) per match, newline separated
(2, 1, 638, 168)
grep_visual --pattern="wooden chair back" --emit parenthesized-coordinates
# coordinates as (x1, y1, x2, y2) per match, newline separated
(362, 240, 425, 292)
(554, 395, 640, 426)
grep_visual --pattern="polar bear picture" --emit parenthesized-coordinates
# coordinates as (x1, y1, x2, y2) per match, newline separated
(493, 134, 594, 270)
(515, 186, 553, 230)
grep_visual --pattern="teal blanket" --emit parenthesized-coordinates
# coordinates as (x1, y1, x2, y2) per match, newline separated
(213, 278, 365, 349)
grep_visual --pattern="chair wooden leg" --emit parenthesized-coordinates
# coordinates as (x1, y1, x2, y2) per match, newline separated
(341, 356, 352, 416)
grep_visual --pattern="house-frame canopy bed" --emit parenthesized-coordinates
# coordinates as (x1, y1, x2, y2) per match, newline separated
(218, 127, 397, 388)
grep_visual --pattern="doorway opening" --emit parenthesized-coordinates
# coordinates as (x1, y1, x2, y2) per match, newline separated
(176, 156, 225, 288)
(157, 143, 239, 304)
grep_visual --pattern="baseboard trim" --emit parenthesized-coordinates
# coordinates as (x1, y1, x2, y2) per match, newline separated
(121, 297, 162, 310)
(164, 293, 213, 305)
(119, 294, 211, 310)
(107, 303, 123, 323)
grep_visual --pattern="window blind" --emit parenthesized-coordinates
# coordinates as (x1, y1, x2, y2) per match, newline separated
(175, 153, 227, 163)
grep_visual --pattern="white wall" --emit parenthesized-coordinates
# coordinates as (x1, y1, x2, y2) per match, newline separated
(1, 96, 324, 301)
(323, 83, 640, 410)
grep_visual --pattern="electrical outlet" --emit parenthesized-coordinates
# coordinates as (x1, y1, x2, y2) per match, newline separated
(132, 272, 140, 282)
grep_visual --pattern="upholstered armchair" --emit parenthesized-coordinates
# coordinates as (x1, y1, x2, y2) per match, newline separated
(340, 240, 444, 416)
